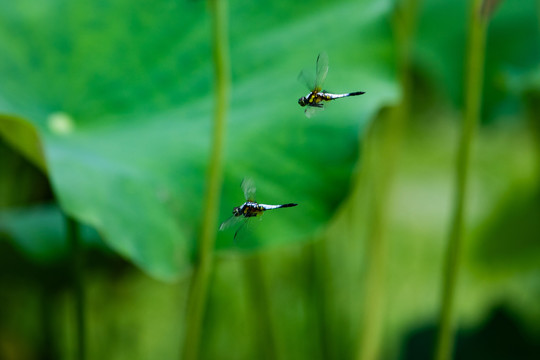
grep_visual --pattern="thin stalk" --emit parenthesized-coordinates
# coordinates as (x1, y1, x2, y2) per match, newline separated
(310, 237, 332, 360)
(356, 1, 418, 359)
(356, 160, 388, 360)
(66, 216, 85, 360)
(525, 0, 540, 174)
(242, 253, 278, 360)
(182, 0, 230, 359)
(434, 1, 487, 360)
(535, 0, 540, 174)
(356, 108, 402, 360)
(40, 281, 56, 360)
(525, 93, 540, 176)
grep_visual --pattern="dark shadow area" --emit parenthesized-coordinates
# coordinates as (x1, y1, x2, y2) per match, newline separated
(400, 305, 540, 360)
(0, 139, 53, 209)
(0, 237, 133, 360)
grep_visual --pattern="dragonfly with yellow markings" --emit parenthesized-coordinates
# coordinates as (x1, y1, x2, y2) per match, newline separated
(219, 178, 298, 240)
(298, 52, 365, 117)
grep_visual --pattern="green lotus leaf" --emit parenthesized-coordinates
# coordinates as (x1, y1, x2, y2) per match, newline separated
(0, 0, 398, 280)
(0, 204, 102, 264)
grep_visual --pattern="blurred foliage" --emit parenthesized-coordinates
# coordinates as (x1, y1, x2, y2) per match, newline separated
(0, 203, 103, 264)
(0, 139, 51, 208)
(0, 0, 539, 359)
(414, 0, 540, 120)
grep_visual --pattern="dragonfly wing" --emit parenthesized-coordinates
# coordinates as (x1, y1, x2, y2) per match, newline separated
(315, 52, 329, 90)
(233, 218, 249, 241)
(298, 69, 316, 90)
(219, 215, 244, 231)
(304, 105, 324, 118)
(241, 177, 256, 201)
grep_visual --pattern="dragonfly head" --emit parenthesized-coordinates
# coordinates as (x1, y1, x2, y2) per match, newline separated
(232, 206, 242, 216)
(298, 96, 308, 107)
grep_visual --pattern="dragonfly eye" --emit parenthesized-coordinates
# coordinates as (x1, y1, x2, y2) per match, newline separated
(298, 97, 307, 107)
(232, 206, 241, 216)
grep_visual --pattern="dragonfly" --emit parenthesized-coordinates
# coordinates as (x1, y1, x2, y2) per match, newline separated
(219, 178, 298, 240)
(298, 52, 365, 118)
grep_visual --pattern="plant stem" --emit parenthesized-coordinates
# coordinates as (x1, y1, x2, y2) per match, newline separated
(435, 1, 487, 360)
(525, 92, 540, 176)
(534, 1, 540, 174)
(40, 280, 57, 360)
(310, 237, 332, 360)
(356, 1, 417, 359)
(356, 108, 402, 360)
(242, 253, 278, 360)
(182, 0, 230, 359)
(66, 216, 85, 360)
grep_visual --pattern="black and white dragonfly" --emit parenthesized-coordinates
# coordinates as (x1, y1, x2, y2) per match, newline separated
(219, 178, 297, 240)
(298, 52, 365, 118)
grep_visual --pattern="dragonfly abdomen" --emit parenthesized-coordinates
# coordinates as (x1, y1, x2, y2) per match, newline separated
(277, 203, 298, 208)
(259, 203, 298, 211)
(324, 91, 365, 100)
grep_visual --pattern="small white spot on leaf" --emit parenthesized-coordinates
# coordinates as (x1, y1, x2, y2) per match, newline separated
(47, 112, 75, 135)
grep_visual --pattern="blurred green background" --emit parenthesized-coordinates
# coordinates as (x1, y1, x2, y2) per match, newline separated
(0, 0, 539, 359)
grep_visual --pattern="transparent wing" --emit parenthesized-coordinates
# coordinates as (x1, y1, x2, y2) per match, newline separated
(233, 218, 250, 241)
(241, 177, 256, 201)
(314, 52, 329, 91)
(298, 69, 316, 90)
(305, 105, 324, 118)
(233, 215, 264, 243)
(219, 215, 244, 231)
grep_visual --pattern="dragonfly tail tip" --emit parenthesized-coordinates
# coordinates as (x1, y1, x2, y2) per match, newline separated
(280, 203, 298, 208)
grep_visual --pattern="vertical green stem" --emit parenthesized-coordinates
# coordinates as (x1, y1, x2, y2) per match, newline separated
(356, 165, 388, 360)
(182, 0, 230, 359)
(356, 1, 417, 359)
(310, 238, 332, 360)
(66, 216, 85, 360)
(525, 0, 540, 174)
(242, 253, 278, 360)
(525, 93, 540, 176)
(434, 1, 487, 360)
(535, 1, 540, 174)
(356, 107, 403, 360)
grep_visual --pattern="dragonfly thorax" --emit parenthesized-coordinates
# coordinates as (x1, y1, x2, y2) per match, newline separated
(299, 91, 328, 108)
(234, 201, 263, 218)
(298, 91, 319, 107)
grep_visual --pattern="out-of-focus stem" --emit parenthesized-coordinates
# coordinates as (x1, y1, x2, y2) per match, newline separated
(435, 1, 488, 360)
(356, 1, 418, 359)
(242, 253, 278, 360)
(181, 0, 230, 359)
(67, 216, 86, 360)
